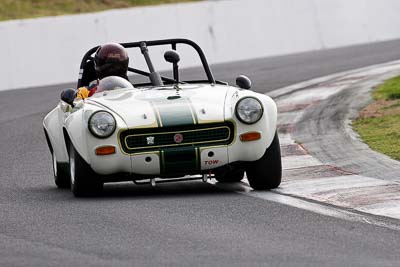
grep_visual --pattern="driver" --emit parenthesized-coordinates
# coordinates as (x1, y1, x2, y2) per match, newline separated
(77, 42, 130, 99)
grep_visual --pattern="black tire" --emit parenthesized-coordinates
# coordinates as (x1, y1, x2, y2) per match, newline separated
(69, 143, 103, 197)
(215, 169, 245, 183)
(51, 150, 70, 189)
(245, 132, 282, 190)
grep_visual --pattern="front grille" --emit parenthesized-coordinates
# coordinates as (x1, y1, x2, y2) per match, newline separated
(119, 122, 234, 154)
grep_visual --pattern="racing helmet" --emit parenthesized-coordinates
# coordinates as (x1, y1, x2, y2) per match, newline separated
(94, 43, 129, 79)
(96, 76, 134, 93)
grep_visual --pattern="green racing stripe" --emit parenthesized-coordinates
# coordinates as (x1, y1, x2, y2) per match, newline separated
(151, 96, 200, 174)
(151, 97, 197, 127)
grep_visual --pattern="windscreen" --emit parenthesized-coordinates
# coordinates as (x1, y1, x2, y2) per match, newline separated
(126, 43, 208, 85)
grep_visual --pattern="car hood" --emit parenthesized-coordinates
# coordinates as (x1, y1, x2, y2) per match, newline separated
(87, 84, 233, 128)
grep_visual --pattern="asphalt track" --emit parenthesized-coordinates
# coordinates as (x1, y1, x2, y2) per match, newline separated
(2, 40, 400, 266)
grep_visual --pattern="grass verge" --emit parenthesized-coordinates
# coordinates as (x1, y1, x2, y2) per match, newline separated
(0, 0, 200, 21)
(353, 115, 400, 160)
(353, 75, 400, 161)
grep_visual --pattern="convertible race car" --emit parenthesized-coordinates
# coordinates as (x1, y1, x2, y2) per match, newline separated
(43, 38, 281, 197)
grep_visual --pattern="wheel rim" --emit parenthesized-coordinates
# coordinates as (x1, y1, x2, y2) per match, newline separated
(52, 151, 57, 177)
(69, 149, 75, 186)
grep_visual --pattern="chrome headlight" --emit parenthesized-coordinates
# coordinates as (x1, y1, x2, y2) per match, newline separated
(235, 97, 263, 124)
(88, 111, 116, 138)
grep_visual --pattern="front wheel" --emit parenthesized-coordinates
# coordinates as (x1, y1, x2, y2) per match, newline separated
(245, 132, 282, 190)
(52, 150, 70, 189)
(69, 143, 103, 197)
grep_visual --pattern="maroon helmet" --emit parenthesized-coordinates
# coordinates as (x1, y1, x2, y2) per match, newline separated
(94, 43, 129, 79)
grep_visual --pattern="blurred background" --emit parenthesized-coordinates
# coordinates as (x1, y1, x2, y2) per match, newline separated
(1, 0, 400, 90)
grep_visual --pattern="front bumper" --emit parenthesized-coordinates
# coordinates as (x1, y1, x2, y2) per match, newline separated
(87, 120, 271, 177)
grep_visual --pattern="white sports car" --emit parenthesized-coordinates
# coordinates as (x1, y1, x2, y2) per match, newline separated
(43, 39, 281, 197)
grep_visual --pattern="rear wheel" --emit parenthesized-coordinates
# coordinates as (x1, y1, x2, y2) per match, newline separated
(245, 132, 282, 190)
(52, 150, 70, 189)
(69, 143, 103, 197)
(215, 169, 245, 183)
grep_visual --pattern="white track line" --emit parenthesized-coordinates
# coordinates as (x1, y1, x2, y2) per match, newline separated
(277, 175, 390, 196)
(209, 179, 400, 231)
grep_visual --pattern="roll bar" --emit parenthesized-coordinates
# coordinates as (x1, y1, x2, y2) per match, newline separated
(77, 38, 216, 88)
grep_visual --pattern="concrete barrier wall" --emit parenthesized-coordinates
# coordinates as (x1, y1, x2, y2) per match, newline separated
(1, 0, 400, 91)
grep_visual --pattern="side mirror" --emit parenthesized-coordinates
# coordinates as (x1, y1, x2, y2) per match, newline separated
(236, 75, 252, 89)
(164, 50, 180, 64)
(61, 88, 76, 107)
(164, 50, 181, 83)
